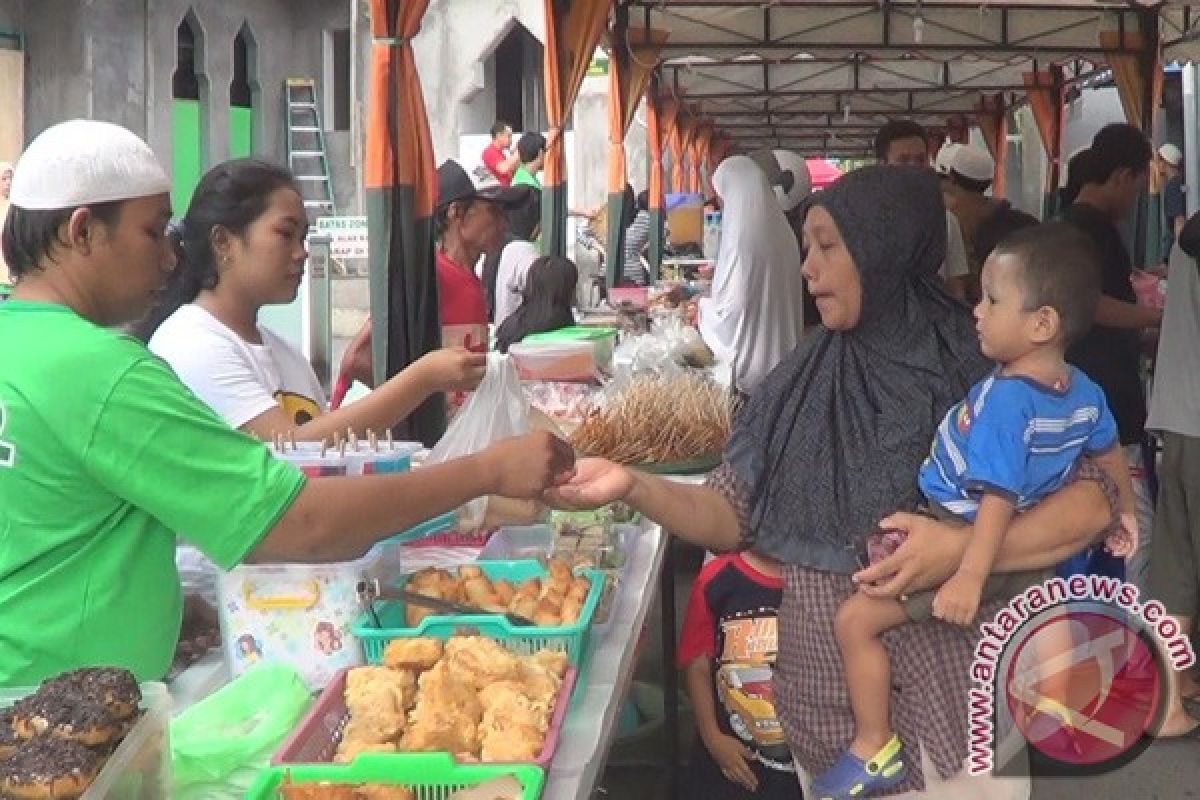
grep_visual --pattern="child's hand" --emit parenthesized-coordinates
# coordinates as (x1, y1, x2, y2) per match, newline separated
(933, 572, 985, 626)
(704, 732, 759, 791)
(1104, 512, 1138, 558)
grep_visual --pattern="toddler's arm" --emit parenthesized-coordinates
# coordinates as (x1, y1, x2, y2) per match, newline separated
(683, 657, 759, 791)
(933, 492, 1015, 626)
(1091, 445, 1138, 557)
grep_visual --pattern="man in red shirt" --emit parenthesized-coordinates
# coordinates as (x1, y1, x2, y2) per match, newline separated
(481, 121, 520, 186)
(435, 160, 534, 410)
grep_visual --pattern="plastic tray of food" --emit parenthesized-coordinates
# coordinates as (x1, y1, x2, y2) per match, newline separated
(249, 752, 544, 800)
(272, 665, 575, 769)
(353, 561, 604, 667)
(0, 680, 171, 800)
(508, 341, 600, 383)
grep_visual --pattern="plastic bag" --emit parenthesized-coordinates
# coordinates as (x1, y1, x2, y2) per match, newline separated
(170, 662, 312, 800)
(428, 353, 537, 529)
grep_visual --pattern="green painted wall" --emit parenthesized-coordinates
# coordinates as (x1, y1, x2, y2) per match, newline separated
(171, 99, 204, 215)
(230, 106, 254, 159)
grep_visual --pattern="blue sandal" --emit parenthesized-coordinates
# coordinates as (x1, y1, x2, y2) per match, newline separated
(810, 734, 908, 800)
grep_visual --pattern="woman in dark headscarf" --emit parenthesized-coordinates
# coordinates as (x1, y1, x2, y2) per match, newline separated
(550, 167, 1117, 797)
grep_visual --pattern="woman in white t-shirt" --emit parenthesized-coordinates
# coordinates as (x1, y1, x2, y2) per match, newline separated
(139, 160, 486, 609)
(140, 159, 483, 440)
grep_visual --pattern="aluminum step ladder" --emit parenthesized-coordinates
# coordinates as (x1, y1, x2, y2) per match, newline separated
(285, 78, 335, 220)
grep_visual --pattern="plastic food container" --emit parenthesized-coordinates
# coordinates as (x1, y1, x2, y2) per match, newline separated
(353, 560, 604, 666)
(509, 340, 598, 383)
(608, 287, 650, 309)
(247, 753, 544, 800)
(217, 552, 378, 691)
(272, 666, 576, 768)
(0, 682, 171, 799)
(522, 326, 618, 371)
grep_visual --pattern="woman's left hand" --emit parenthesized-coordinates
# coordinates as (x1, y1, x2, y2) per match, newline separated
(854, 512, 967, 598)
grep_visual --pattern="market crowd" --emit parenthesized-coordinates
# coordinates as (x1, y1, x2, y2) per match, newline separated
(0, 112, 1196, 800)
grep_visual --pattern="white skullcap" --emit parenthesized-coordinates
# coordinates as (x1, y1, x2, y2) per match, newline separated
(1158, 143, 1183, 167)
(772, 150, 812, 212)
(10, 120, 170, 210)
(934, 142, 962, 176)
(948, 145, 995, 184)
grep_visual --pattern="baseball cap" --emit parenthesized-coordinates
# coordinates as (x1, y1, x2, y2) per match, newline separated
(948, 145, 995, 184)
(934, 143, 962, 176)
(437, 160, 535, 211)
(10, 119, 170, 210)
(1158, 143, 1183, 167)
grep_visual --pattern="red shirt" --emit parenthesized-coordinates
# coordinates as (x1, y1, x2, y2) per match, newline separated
(436, 250, 488, 354)
(482, 142, 513, 186)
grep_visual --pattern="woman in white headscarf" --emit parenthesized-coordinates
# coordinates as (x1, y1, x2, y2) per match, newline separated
(698, 155, 805, 394)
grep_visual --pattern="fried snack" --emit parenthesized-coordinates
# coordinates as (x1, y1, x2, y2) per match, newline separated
(459, 566, 483, 580)
(567, 577, 591, 603)
(528, 649, 570, 679)
(382, 638, 443, 672)
(509, 596, 537, 620)
(343, 668, 414, 741)
(461, 578, 497, 608)
(560, 596, 584, 625)
(515, 662, 561, 712)
(546, 558, 573, 586)
(479, 724, 543, 763)
(358, 787, 417, 800)
(443, 637, 522, 688)
(569, 373, 734, 465)
(531, 602, 561, 627)
(492, 580, 515, 606)
(404, 584, 444, 627)
(415, 662, 483, 721)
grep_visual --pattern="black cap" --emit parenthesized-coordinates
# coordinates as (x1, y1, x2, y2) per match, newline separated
(437, 160, 536, 212)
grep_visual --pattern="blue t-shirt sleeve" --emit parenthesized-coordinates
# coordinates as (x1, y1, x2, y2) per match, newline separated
(962, 381, 1030, 501)
(1085, 395, 1120, 455)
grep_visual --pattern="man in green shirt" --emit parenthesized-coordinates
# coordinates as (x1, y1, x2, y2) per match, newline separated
(511, 132, 547, 189)
(0, 120, 575, 687)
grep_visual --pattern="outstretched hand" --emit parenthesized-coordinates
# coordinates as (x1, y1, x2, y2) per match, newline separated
(543, 457, 636, 510)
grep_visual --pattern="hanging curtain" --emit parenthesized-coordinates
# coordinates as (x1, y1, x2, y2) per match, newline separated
(365, 0, 441, 444)
(688, 121, 713, 194)
(606, 24, 667, 287)
(647, 73, 665, 282)
(663, 99, 683, 193)
(1101, 30, 1163, 132)
(1024, 68, 1065, 216)
(975, 94, 1008, 199)
(542, 0, 612, 257)
(706, 133, 731, 197)
(678, 115, 698, 195)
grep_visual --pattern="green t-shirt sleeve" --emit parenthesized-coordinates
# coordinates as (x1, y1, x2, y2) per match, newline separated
(82, 356, 307, 569)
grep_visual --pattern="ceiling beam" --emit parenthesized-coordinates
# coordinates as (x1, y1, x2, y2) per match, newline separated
(675, 85, 1025, 98)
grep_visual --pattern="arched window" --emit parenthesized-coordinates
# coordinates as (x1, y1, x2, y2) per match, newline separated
(172, 13, 202, 101)
(230, 24, 255, 109)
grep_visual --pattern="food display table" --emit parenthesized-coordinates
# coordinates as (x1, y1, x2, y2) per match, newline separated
(167, 524, 671, 800)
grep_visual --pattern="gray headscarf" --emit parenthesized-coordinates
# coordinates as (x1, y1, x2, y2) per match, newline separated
(727, 166, 989, 573)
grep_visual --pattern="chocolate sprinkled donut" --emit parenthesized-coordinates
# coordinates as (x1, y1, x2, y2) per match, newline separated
(12, 688, 119, 747)
(0, 707, 19, 759)
(43, 667, 141, 720)
(1, 737, 101, 799)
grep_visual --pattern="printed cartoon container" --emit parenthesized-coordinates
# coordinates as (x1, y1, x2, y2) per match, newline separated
(216, 552, 378, 692)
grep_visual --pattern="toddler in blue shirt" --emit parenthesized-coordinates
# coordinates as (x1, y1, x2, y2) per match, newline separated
(812, 223, 1137, 799)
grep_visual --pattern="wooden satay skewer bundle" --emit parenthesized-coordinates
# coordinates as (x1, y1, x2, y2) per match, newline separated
(569, 373, 734, 465)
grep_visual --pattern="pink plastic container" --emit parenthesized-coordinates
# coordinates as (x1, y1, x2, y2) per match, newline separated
(608, 286, 649, 309)
(272, 665, 576, 768)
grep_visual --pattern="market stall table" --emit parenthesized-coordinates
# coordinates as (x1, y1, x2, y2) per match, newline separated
(166, 524, 670, 799)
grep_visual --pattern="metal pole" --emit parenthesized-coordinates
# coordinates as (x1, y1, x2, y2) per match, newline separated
(1185, 64, 1199, 218)
(306, 233, 335, 395)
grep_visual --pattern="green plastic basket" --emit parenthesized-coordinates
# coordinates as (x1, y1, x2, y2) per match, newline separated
(353, 560, 604, 667)
(246, 752, 544, 799)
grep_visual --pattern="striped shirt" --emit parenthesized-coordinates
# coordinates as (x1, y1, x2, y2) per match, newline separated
(622, 210, 651, 286)
(918, 367, 1118, 520)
